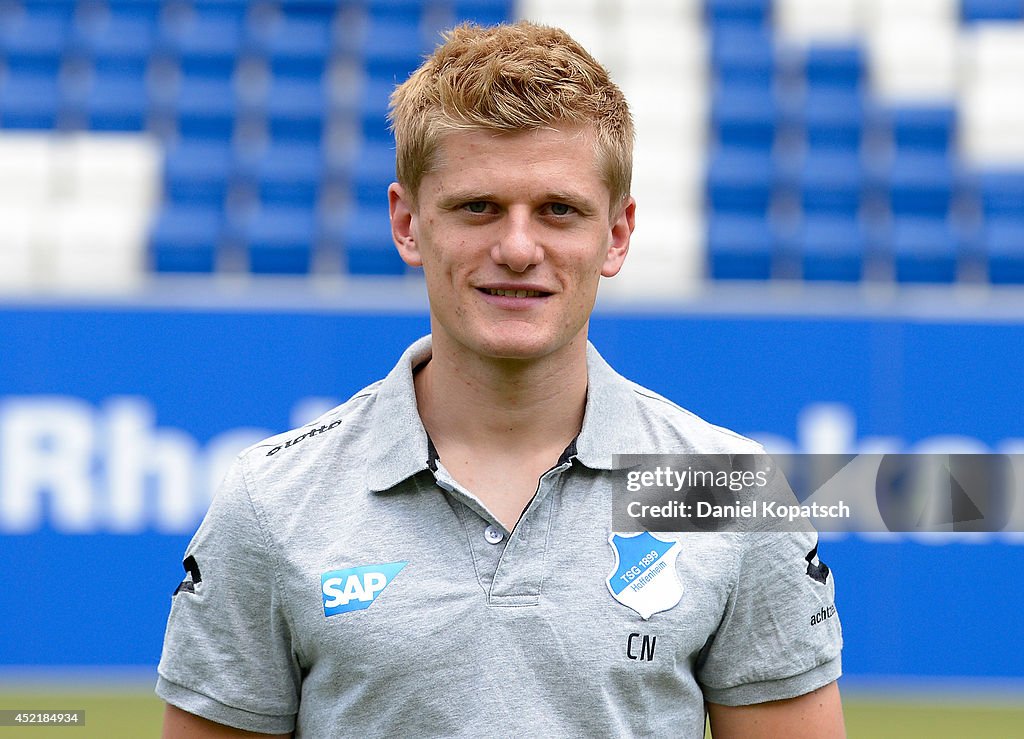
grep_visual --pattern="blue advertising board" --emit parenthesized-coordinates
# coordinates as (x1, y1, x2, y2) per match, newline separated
(1, 296, 1022, 685)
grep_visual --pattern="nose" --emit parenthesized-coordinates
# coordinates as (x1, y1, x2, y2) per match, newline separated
(491, 209, 544, 272)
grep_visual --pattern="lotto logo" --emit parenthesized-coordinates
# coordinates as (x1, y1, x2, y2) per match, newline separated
(321, 562, 407, 616)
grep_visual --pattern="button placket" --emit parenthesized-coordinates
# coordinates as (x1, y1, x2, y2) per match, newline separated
(432, 458, 571, 605)
(433, 464, 508, 593)
(487, 461, 570, 605)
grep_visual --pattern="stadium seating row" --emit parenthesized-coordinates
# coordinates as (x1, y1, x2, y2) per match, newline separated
(708, 212, 1024, 283)
(1, 0, 1023, 287)
(703, 0, 1024, 284)
(708, 150, 1024, 216)
(706, 0, 1024, 27)
(0, 0, 515, 284)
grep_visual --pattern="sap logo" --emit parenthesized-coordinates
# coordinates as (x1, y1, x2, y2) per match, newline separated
(321, 562, 407, 617)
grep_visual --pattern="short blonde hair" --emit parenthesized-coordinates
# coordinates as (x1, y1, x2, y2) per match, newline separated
(388, 21, 634, 207)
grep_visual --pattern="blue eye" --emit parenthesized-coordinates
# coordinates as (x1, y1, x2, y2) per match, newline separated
(465, 201, 488, 213)
(550, 203, 572, 216)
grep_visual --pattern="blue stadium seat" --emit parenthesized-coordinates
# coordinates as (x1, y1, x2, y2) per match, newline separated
(803, 44, 865, 91)
(272, 1, 337, 23)
(359, 78, 399, 144)
(92, 54, 150, 80)
(263, 76, 327, 142)
(0, 50, 63, 78)
(251, 142, 324, 207)
(347, 142, 397, 207)
(1, 1, 79, 83)
(882, 106, 957, 153)
(882, 152, 956, 217)
(797, 150, 864, 215)
(150, 205, 222, 273)
(164, 141, 233, 208)
(256, 16, 332, 79)
(0, 6, 68, 78)
(707, 213, 776, 280)
(710, 85, 779, 150)
(798, 215, 865, 281)
(105, 1, 163, 23)
(978, 172, 1024, 219)
(162, 11, 247, 72)
(20, 0, 77, 9)
(0, 73, 61, 129)
(243, 207, 318, 274)
(166, 7, 249, 81)
(366, 0, 424, 25)
(711, 26, 775, 87)
(362, 19, 429, 83)
(985, 218, 1024, 284)
(706, 0, 772, 27)
(706, 148, 775, 214)
(0, 8, 71, 60)
(453, 0, 515, 26)
(342, 207, 407, 275)
(796, 88, 865, 150)
(962, 0, 1024, 22)
(890, 217, 959, 283)
(74, 12, 157, 59)
(174, 77, 238, 141)
(85, 74, 150, 131)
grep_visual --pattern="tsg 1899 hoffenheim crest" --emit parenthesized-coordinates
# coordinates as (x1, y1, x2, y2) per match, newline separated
(607, 532, 683, 620)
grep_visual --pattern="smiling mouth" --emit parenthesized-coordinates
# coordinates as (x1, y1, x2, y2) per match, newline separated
(482, 288, 549, 298)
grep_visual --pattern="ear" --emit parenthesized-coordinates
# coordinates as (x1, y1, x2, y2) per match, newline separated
(389, 182, 422, 267)
(601, 196, 635, 277)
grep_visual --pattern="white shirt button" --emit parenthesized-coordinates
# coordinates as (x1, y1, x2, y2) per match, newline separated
(483, 524, 504, 544)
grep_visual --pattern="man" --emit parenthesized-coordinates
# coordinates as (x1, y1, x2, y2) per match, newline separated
(158, 22, 844, 738)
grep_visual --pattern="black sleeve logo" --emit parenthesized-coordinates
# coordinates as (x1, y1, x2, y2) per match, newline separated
(805, 544, 830, 585)
(173, 555, 202, 595)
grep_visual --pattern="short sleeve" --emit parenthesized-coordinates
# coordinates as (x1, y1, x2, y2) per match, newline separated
(697, 530, 843, 706)
(156, 456, 300, 734)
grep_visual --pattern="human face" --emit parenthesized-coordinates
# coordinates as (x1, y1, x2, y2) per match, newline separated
(389, 125, 634, 363)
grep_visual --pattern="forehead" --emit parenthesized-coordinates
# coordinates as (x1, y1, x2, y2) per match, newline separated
(423, 125, 609, 202)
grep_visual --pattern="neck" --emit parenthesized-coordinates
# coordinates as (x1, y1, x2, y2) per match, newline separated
(415, 330, 589, 455)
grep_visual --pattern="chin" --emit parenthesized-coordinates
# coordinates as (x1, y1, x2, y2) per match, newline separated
(470, 330, 577, 362)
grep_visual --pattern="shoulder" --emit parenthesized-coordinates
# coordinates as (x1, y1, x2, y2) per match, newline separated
(625, 379, 763, 455)
(233, 379, 385, 484)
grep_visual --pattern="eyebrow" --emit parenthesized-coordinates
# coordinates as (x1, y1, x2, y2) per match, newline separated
(436, 191, 498, 210)
(436, 190, 598, 213)
(543, 190, 598, 213)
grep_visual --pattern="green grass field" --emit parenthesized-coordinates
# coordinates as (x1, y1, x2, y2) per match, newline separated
(1, 689, 1022, 737)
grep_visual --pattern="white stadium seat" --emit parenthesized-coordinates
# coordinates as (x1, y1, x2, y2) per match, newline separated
(61, 133, 164, 212)
(602, 214, 705, 298)
(960, 85, 1024, 165)
(776, 0, 862, 43)
(960, 24, 1024, 166)
(49, 205, 150, 291)
(868, 23, 960, 102)
(0, 133, 53, 207)
(862, 0, 960, 27)
(0, 208, 39, 289)
(962, 23, 1024, 84)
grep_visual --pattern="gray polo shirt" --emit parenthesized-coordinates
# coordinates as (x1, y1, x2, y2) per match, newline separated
(157, 336, 842, 737)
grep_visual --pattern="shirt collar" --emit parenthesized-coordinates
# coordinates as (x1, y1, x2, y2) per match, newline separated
(364, 336, 641, 492)
(574, 340, 642, 469)
(365, 336, 435, 492)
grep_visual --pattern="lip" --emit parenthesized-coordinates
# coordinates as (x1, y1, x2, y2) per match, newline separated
(475, 284, 554, 309)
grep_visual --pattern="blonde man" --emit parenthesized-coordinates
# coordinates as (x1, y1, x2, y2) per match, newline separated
(159, 22, 844, 738)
